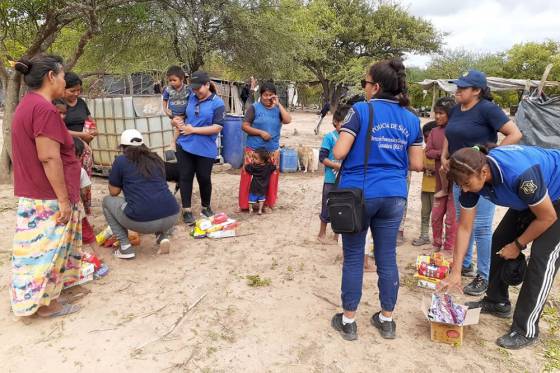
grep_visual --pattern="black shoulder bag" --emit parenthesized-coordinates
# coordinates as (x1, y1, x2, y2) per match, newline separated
(327, 103, 374, 234)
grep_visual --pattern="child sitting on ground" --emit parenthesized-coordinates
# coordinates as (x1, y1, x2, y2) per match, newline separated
(162, 65, 190, 150)
(73, 137, 96, 245)
(317, 104, 349, 243)
(245, 148, 277, 215)
(412, 121, 438, 247)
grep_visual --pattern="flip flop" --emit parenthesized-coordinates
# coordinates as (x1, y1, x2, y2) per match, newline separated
(40, 303, 81, 318)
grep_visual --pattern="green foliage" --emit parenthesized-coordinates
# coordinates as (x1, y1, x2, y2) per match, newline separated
(294, 0, 442, 104)
(246, 274, 271, 287)
(412, 41, 560, 109)
(503, 41, 560, 80)
(425, 49, 506, 79)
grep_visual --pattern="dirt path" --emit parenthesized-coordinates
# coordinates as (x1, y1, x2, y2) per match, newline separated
(0, 112, 557, 372)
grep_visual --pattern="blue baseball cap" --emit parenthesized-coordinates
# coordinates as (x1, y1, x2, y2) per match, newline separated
(449, 69, 487, 89)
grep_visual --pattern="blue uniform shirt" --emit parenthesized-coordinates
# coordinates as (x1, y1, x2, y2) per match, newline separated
(339, 99, 423, 199)
(446, 100, 509, 155)
(177, 93, 225, 159)
(320, 130, 340, 184)
(460, 145, 560, 211)
(109, 155, 180, 221)
(244, 103, 282, 152)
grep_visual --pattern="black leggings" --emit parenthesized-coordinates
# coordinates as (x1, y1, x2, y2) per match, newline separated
(176, 147, 214, 209)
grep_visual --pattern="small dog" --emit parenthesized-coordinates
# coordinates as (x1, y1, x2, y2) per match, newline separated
(297, 145, 315, 173)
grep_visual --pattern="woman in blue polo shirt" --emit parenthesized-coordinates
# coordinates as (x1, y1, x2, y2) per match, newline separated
(172, 71, 225, 224)
(238, 82, 292, 211)
(330, 59, 424, 341)
(441, 70, 522, 297)
(104, 129, 180, 259)
(441, 144, 560, 350)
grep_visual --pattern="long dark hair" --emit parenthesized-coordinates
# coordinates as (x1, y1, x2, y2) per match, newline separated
(368, 58, 410, 107)
(14, 54, 64, 89)
(123, 145, 165, 179)
(448, 143, 498, 184)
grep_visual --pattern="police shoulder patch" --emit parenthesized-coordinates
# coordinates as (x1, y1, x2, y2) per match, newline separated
(520, 180, 538, 195)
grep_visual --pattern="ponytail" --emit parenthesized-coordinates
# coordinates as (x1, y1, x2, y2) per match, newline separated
(368, 58, 410, 107)
(209, 81, 218, 94)
(123, 145, 165, 179)
(479, 86, 494, 101)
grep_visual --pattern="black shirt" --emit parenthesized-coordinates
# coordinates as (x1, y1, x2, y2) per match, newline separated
(245, 163, 276, 196)
(64, 97, 91, 132)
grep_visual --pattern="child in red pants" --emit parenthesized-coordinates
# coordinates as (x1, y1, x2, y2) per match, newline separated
(426, 97, 457, 252)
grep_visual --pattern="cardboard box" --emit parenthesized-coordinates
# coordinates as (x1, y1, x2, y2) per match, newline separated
(422, 297, 481, 346)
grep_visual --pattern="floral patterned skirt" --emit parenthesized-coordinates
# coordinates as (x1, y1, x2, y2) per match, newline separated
(10, 198, 82, 316)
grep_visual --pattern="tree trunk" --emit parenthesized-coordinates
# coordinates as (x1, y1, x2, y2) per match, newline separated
(126, 74, 134, 95)
(0, 72, 22, 184)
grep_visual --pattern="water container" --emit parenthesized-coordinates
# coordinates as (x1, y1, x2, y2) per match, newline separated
(222, 115, 245, 168)
(280, 148, 299, 173)
(86, 95, 174, 175)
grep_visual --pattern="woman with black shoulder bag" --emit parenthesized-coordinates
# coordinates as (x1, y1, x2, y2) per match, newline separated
(329, 59, 423, 341)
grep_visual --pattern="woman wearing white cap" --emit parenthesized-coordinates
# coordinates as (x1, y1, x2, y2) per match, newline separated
(103, 129, 180, 259)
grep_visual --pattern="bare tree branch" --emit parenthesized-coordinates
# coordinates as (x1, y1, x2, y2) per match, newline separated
(65, 8, 100, 70)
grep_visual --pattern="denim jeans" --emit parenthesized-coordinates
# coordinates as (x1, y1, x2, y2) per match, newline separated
(453, 184, 495, 280)
(341, 197, 406, 312)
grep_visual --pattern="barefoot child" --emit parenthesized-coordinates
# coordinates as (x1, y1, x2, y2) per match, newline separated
(245, 148, 276, 215)
(412, 121, 437, 246)
(73, 138, 96, 245)
(162, 66, 190, 150)
(318, 104, 350, 242)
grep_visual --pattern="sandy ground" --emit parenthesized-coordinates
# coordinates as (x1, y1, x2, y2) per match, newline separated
(0, 111, 558, 373)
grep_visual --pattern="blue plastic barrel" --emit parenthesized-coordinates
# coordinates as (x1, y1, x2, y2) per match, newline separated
(222, 115, 245, 168)
(280, 148, 299, 173)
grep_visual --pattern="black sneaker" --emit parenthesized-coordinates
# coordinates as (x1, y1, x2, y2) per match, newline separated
(463, 274, 488, 296)
(183, 211, 195, 225)
(496, 330, 537, 350)
(461, 263, 477, 278)
(465, 297, 512, 318)
(371, 311, 396, 339)
(201, 206, 214, 218)
(331, 313, 358, 341)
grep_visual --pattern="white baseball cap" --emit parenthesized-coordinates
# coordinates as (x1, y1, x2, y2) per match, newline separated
(120, 129, 144, 146)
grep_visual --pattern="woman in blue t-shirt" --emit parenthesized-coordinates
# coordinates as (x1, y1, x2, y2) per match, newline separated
(440, 144, 560, 350)
(441, 70, 522, 297)
(104, 129, 180, 259)
(238, 82, 292, 211)
(172, 71, 225, 225)
(330, 59, 424, 341)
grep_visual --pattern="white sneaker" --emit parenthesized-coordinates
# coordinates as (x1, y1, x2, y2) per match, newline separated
(158, 239, 171, 255)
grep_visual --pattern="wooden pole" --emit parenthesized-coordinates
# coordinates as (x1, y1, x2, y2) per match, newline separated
(537, 63, 554, 98)
(430, 84, 438, 118)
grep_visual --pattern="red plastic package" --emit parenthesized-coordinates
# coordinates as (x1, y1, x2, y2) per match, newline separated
(212, 213, 228, 225)
(83, 252, 102, 271)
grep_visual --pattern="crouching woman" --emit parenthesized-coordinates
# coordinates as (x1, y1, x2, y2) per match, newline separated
(104, 129, 180, 259)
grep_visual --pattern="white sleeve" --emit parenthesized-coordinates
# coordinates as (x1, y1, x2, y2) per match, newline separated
(80, 168, 92, 189)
